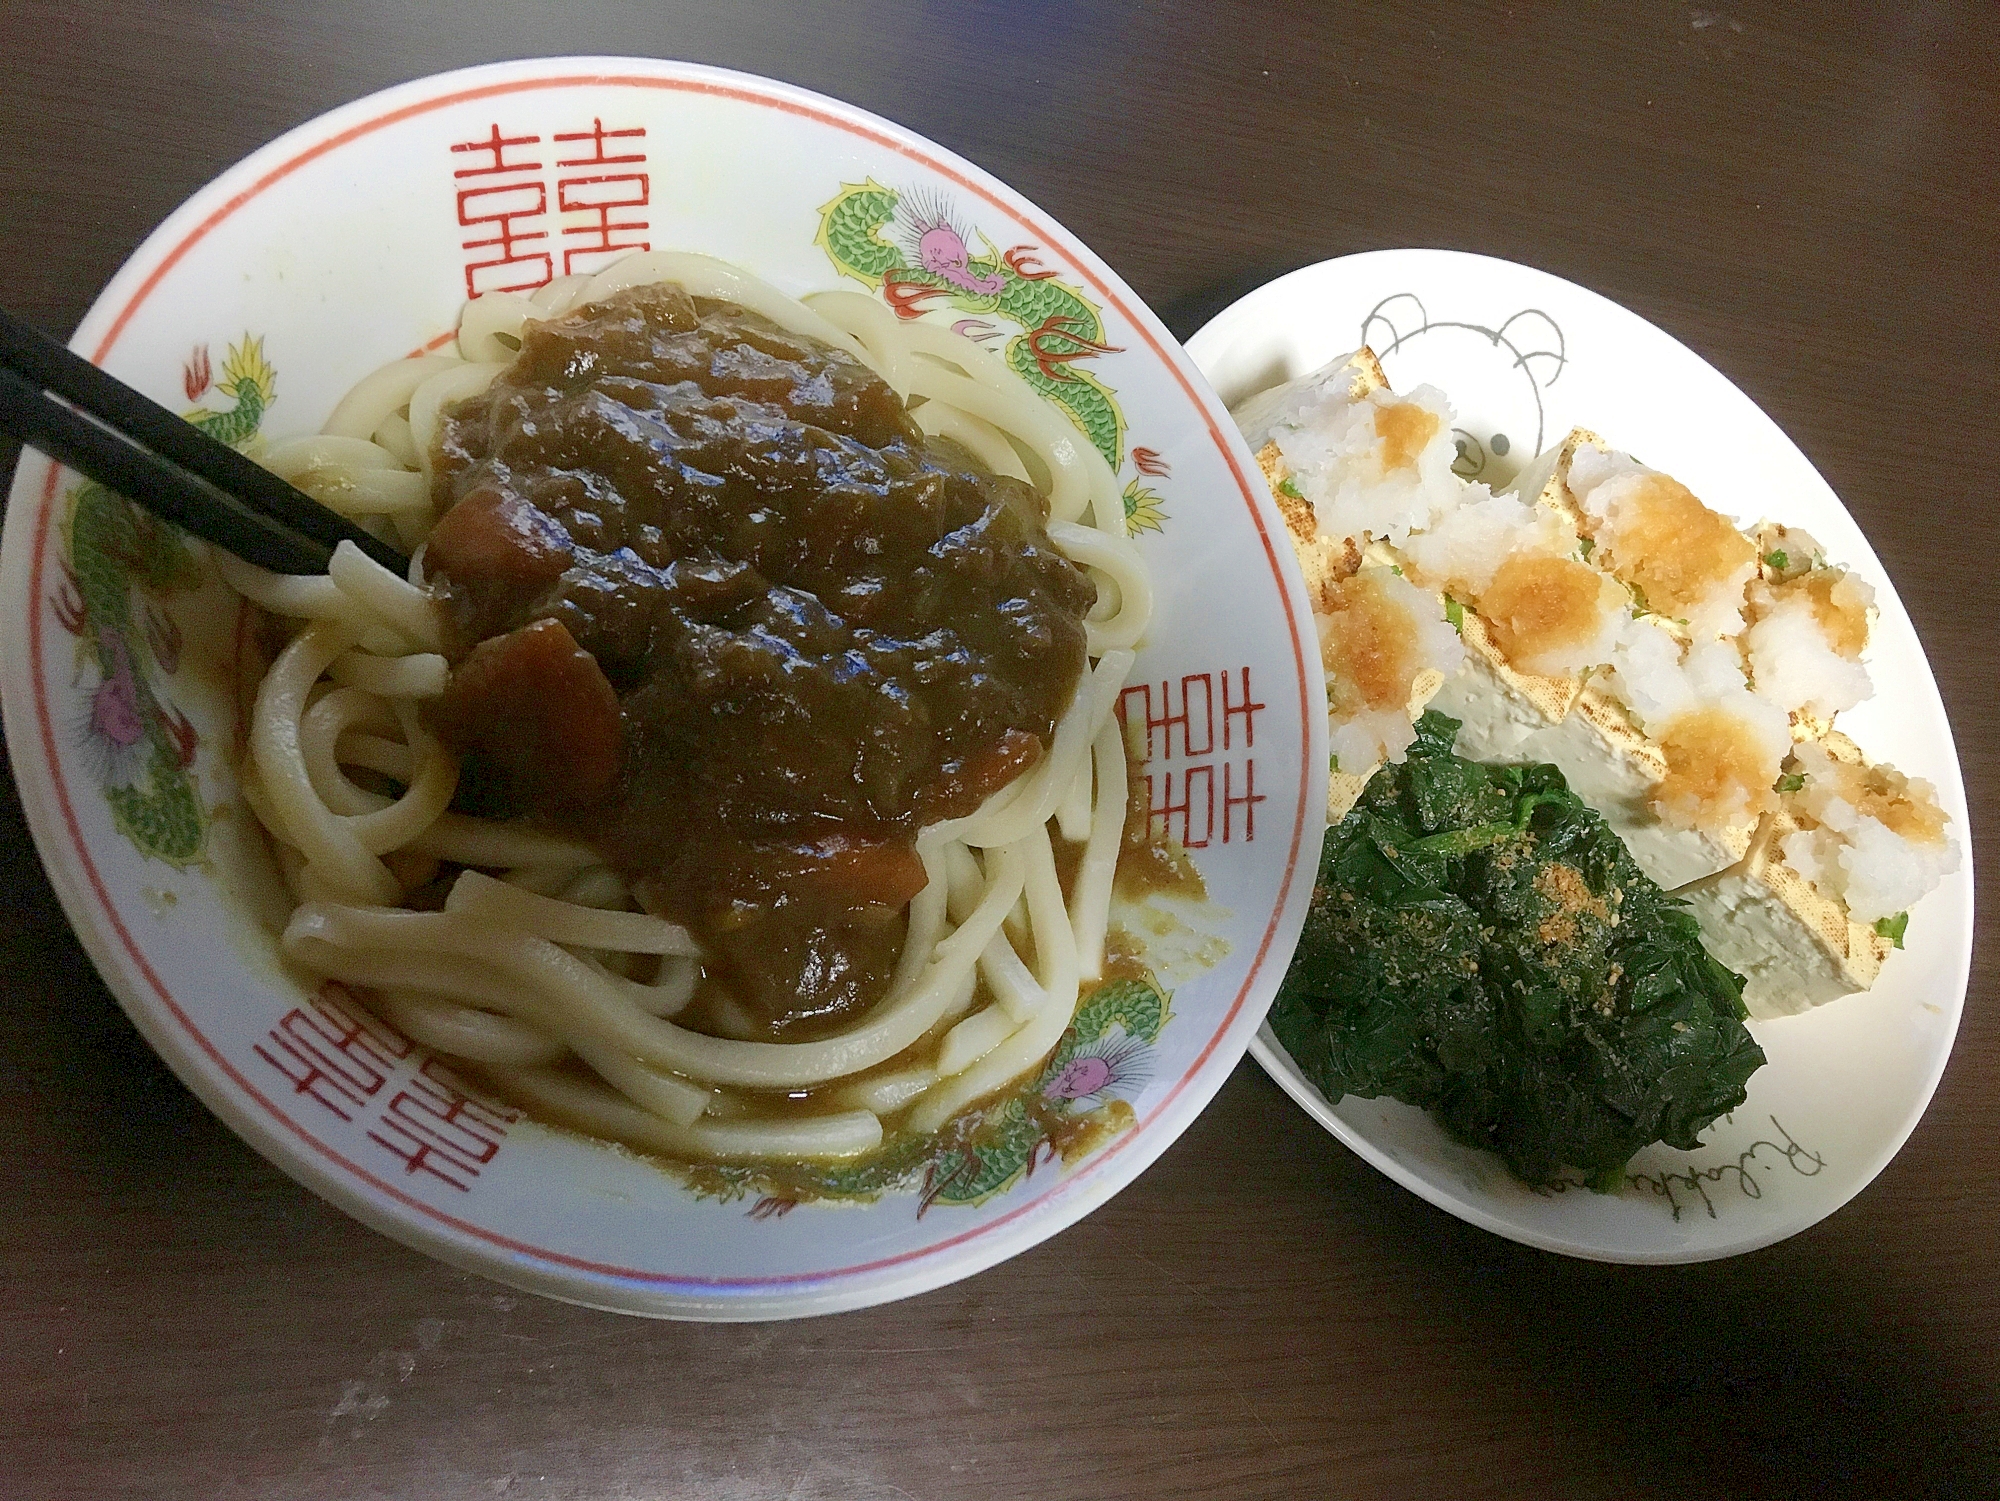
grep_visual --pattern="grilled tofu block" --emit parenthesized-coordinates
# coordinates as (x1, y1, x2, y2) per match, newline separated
(1744, 520, 1876, 743)
(1506, 684, 1759, 890)
(1242, 349, 1458, 823)
(1235, 347, 1390, 453)
(1427, 607, 1584, 759)
(1507, 425, 1606, 526)
(1677, 774, 1893, 1020)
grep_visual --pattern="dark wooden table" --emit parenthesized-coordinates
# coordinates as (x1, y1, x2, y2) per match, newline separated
(3, 4, 1994, 1497)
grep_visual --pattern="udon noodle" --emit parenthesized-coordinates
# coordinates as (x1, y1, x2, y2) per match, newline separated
(221, 252, 1153, 1165)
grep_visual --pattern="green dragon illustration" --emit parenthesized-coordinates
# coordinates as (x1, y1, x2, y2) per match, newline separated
(686, 975, 1174, 1217)
(51, 336, 276, 865)
(908, 975, 1171, 1212)
(816, 180, 1169, 537)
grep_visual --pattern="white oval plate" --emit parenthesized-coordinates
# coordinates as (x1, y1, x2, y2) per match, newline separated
(1187, 249, 1973, 1262)
(0, 59, 1326, 1318)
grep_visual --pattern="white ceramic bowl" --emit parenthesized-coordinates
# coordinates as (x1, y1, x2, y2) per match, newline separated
(0, 59, 1326, 1318)
(1188, 249, 1974, 1262)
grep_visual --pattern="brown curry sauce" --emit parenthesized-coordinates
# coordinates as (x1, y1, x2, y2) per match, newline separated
(422, 284, 1095, 1036)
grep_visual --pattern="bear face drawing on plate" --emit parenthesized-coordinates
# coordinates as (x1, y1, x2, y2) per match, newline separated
(1358, 293, 1566, 491)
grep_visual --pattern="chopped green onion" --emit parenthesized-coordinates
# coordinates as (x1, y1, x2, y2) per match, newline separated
(1444, 595, 1465, 634)
(1774, 772, 1806, 794)
(1875, 912, 1909, 949)
(1763, 549, 1789, 572)
(1277, 476, 1304, 500)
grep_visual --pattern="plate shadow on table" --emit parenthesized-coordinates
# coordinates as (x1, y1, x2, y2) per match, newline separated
(1237, 1062, 1994, 1501)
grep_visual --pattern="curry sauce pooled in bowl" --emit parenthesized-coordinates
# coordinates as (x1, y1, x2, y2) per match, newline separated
(223, 253, 1154, 1185)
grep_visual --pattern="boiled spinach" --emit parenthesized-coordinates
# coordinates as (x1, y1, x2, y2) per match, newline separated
(1271, 713, 1766, 1189)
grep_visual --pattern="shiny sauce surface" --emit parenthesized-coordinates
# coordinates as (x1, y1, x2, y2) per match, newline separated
(423, 284, 1093, 1035)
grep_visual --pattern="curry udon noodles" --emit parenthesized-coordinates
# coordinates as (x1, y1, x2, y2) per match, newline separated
(220, 251, 1153, 1167)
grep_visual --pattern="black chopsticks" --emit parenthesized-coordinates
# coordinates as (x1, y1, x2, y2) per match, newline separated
(0, 309, 410, 576)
